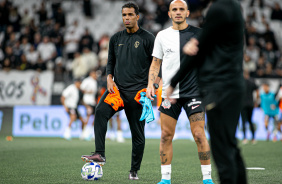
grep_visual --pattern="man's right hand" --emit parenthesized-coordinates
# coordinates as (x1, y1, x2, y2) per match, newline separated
(146, 84, 155, 101)
(107, 75, 118, 94)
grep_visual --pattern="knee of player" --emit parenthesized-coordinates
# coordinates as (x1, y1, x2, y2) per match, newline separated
(193, 129, 206, 143)
(161, 130, 174, 143)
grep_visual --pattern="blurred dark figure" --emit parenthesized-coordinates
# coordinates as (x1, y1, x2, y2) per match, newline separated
(18, 54, 31, 71)
(168, 0, 247, 183)
(33, 32, 42, 49)
(256, 56, 266, 77)
(4, 46, 19, 69)
(49, 23, 64, 57)
(40, 18, 54, 37)
(275, 57, 282, 77)
(271, 2, 282, 21)
(5, 30, 17, 48)
(8, 6, 21, 32)
(79, 28, 95, 52)
(264, 62, 275, 78)
(241, 70, 258, 145)
(54, 7, 66, 28)
(83, 0, 93, 18)
(262, 42, 278, 68)
(262, 23, 278, 51)
(2, 58, 12, 72)
(155, 0, 169, 28)
(249, 0, 264, 9)
(34, 55, 47, 72)
(0, 0, 12, 32)
(12, 40, 23, 60)
(2, 25, 14, 49)
(20, 26, 34, 44)
(37, 2, 48, 25)
(51, 2, 61, 19)
(28, 19, 38, 42)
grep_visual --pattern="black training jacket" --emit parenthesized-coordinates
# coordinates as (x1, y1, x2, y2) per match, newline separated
(106, 28, 155, 92)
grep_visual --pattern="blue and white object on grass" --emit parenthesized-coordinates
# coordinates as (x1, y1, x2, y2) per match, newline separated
(203, 179, 214, 184)
(81, 162, 103, 180)
(157, 179, 171, 184)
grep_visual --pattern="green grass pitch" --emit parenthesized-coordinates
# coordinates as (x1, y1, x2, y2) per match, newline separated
(0, 137, 281, 184)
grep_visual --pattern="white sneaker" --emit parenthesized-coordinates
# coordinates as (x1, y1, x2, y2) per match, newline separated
(106, 130, 116, 141)
(117, 130, 125, 143)
(63, 127, 71, 140)
(80, 127, 88, 140)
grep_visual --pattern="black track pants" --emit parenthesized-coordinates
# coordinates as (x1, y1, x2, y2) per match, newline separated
(94, 90, 146, 171)
(204, 89, 247, 184)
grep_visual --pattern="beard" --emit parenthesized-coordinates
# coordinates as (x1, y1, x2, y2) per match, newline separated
(173, 18, 186, 25)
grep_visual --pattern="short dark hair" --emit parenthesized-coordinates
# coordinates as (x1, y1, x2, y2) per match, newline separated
(122, 2, 139, 15)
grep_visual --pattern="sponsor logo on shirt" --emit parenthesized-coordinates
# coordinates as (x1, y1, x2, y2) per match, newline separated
(187, 99, 201, 107)
(134, 41, 140, 48)
(191, 105, 200, 110)
(165, 48, 174, 54)
(118, 44, 124, 46)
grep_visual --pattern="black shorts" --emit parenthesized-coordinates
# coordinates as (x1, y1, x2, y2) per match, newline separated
(86, 105, 96, 115)
(159, 97, 205, 120)
(68, 108, 81, 118)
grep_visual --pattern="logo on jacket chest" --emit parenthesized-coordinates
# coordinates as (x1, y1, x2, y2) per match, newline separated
(134, 41, 140, 48)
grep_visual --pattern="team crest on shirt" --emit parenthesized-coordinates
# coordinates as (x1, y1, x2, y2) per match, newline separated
(134, 41, 140, 48)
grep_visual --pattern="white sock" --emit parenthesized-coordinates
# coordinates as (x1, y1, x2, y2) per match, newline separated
(161, 164, 171, 180)
(91, 125, 94, 138)
(201, 164, 212, 180)
(64, 127, 71, 139)
(117, 130, 123, 138)
(273, 129, 278, 137)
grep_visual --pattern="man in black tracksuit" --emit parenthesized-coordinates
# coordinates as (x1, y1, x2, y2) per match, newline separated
(166, 0, 247, 183)
(81, 2, 155, 180)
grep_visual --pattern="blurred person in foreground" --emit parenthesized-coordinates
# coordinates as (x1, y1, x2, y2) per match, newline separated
(61, 78, 86, 140)
(241, 70, 259, 145)
(166, 0, 247, 183)
(81, 2, 155, 180)
(260, 82, 279, 141)
(146, 1, 213, 184)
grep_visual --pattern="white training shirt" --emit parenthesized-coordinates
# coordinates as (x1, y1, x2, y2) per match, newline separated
(153, 27, 182, 98)
(80, 76, 98, 106)
(152, 26, 201, 99)
(62, 84, 79, 108)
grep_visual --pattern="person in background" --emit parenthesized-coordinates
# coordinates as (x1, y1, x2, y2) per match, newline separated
(80, 69, 98, 141)
(61, 78, 86, 140)
(106, 112, 125, 143)
(260, 82, 279, 142)
(241, 70, 259, 145)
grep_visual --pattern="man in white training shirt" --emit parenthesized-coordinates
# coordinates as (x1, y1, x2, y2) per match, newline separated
(146, 1, 213, 184)
(61, 78, 86, 140)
